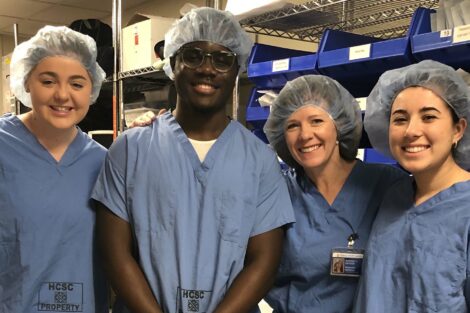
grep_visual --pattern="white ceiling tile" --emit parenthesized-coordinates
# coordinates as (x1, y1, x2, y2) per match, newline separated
(0, 0, 52, 18)
(58, 0, 112, 12)
(121, 0, 153, 10)
(0, 17, 53, 37)
(0, 16, 16, 30)
(32, 5, 109, 26)
(58, 0, 150, 12)
(0, 0, 152, 38)
(36, 0, 65, 3)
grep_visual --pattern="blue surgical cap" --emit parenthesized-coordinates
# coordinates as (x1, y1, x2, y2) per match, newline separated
(365, 60, 470, 169)
(10, 25, 105, 108)
(163, 7, 253, 79)
(264, 75, 363, 168)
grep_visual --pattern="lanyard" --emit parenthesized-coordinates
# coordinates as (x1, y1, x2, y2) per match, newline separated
(337, 215, 359, 248)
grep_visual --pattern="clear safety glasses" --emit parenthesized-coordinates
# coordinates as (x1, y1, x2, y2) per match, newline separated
(177, 47, 237, 73)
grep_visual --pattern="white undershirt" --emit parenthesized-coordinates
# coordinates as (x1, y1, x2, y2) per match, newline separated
(188, 138, 216, 162)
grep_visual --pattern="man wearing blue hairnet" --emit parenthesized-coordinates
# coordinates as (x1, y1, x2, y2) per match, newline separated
(92, 7, 295, 313)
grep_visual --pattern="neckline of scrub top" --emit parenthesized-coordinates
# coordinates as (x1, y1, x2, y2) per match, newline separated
(9, 115, 87, 168)
(298, 160, 367, 228)
(162, 112, 237, 174)
(299, 160, 363, 207)
(409, 178, 470, 213)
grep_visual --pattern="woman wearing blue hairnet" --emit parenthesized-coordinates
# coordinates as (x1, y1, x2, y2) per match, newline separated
(353, 60, 470, 313)
(262, 75, 406, 312)
(0, 26, 108, 312)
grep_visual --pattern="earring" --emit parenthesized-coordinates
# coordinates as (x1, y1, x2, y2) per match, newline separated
(453, 141, 459, 149)
(335, 140, 339, 145)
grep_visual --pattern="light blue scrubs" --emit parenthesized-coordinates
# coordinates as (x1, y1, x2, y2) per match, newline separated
(354, 176, 470, 313)
(0, 114, 108, 313)
(92, 112, 295, 313)
(265, 161, 406, 313)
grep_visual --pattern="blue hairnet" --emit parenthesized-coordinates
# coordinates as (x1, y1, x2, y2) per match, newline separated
(365, 60, 470, 169)
(10, 25, 105, 108)
(264, 75, 363, 168)
(163, 7, 253, 80)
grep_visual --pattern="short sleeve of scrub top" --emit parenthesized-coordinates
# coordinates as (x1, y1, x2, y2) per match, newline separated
(251, 150, 295, 237)
(92, 132, 128, 221)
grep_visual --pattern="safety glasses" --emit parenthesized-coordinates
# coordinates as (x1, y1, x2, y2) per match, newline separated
(177, 47, 237, 73)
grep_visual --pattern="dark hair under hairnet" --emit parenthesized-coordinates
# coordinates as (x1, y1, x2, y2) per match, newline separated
(264, 75, 363, 169)
(365, 60, 470, 169)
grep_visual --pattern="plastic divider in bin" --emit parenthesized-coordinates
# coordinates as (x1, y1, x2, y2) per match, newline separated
(247, 43, 318, 88)
(411, 7, 470, 71)
(316, 9, 422, 97)
(246, 87, 277, 129)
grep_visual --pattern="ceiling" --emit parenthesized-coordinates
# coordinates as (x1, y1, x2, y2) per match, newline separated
(0, 0, 151, 38)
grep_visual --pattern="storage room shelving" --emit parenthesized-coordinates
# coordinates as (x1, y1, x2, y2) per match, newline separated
(111, 0, 443, 135)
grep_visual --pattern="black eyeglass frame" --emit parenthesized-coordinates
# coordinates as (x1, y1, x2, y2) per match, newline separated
(175, 46, 238, 73)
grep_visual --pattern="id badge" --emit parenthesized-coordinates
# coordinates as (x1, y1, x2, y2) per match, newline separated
(330, 247, 364, 277)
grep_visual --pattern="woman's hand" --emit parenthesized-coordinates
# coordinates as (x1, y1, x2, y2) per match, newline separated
(128, 109, 167, 128)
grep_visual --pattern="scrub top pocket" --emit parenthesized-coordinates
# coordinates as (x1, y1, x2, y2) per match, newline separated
(216, 191, 245, 246)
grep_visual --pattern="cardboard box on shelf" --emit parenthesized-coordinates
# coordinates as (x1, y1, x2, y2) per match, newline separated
(122, 14, 177, 72)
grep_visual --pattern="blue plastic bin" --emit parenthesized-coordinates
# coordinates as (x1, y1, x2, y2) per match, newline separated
(245, 87, 273, 129)
(411, 8, 470, 71)
(363, 148, 397, 165)
(251, 128, 269, 144)
(316, 9, 424, 97)
(247, 43, 319, 88)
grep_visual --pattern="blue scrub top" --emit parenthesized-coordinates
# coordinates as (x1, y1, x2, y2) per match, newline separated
(92, 112, 295, 313)
(265, 161, 406, 313)
(0, 114, 108, 313)
(354, 177, 470, 313)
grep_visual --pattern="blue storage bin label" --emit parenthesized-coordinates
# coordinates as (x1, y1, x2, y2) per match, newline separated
(357, 148, 365, 161)
(453, 24, 470, 44)
(349, 44, 371, 61)
(272, 58, 290, 72)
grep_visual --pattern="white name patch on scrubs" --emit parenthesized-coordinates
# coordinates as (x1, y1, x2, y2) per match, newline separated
(176, 287, 213, 312)
(38, 282, 83, 312)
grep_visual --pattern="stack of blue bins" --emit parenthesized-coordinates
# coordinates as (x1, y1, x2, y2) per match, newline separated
(312, 10, 432, 165)
(246, 43, 319, 143)
(246, 39, 399, 165)
(411, 7, 470, 71)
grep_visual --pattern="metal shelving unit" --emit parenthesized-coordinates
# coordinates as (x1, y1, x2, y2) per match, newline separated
(104, 67, 169, 93)
(240, 0, 440, 42)
(109, 0, 443, 132)
(118, 68, 169, 92)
